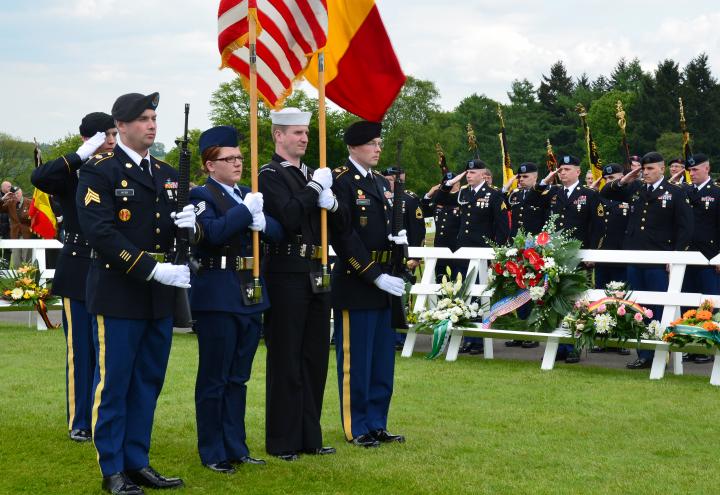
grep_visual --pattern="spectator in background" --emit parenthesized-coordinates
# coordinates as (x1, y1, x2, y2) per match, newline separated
(0, 181, 11, 267)
(1, 187, 33, 264)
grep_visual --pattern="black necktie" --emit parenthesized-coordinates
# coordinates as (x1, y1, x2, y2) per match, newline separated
(564, 188, 570, 198)
(646, 185, 653, 194)
(140, 158, 150, 175)
(233, 188, 243, 201)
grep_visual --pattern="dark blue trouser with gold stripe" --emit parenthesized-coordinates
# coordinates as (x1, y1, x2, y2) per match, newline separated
(334, 308, 395, 441)
(62, 297, 95, 433)
(91, 315, 173, 476)
(194, 311, 261, 465)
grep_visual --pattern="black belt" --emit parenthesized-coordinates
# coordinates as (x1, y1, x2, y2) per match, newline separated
(91, 250, 166, 263)
(63, 232, 89, 247)
(264, 243, 323, 260)
(199, 255, 254, 271)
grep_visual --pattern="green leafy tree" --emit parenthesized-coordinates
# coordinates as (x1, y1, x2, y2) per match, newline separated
(655, 131, 685, 162)
(586, 90, 635, 165)
(0, 133, 36, 192)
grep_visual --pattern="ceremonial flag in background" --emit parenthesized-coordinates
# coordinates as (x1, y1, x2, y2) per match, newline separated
(305, 0, 406, 121)
(218, 0, 329, 108)
(29, 141, 57, 239)
(497, 106, 515, 192)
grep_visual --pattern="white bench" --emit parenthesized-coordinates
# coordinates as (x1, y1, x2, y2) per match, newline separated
(402, 246, 720, 385)
(0, 239, 62, 330)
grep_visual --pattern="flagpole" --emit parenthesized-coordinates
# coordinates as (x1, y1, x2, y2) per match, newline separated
(248, 7, 261, 302)
(318, 50, 330, 288)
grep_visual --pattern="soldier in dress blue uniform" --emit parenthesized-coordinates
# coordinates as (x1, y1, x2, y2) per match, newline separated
(453, 159, 510, 355)
(259, 108, 342, 461)
(331, 121, 408, 448)
(421, 171, 462, 282)
(76, 92, 197, 495)
(502, 162, 547, 348)
(605, 151, 693, 369)
(530, 155, 604, 363)
(681, 153, 720, 363)
(31, 112, 117, 443)
(189, 126, 283, 473)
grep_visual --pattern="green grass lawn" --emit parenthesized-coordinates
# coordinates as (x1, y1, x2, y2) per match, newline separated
(1, 323, 719, 494)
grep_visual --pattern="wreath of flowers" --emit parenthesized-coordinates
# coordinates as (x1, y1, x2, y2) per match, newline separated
(662, 300, 720, 351)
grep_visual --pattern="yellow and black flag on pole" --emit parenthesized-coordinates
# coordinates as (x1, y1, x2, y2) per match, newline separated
(576, 103, 603, 183)
(497, 105, 515, 192)
(679, 97, 692, 183)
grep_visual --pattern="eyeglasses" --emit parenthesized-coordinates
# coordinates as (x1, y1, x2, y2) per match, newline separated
(364, 140, 383, 148)
(214, 155, 243, 164)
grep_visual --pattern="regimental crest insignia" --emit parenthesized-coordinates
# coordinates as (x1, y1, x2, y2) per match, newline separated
(118, 209, 131, 222)
(84, 187, 100, 206)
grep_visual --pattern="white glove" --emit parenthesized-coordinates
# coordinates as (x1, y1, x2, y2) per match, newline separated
(152, 263, 191, 288)
(170, 204, 196, 233)
(76, 131, 107, 160)
(373, 273, 406, 296)
(249, 211, 266, 232)
(388, 229, 408, 246)
(311, 167, 333, 190)
(243, 192, 263, 215)
(317, 188, 337, 210)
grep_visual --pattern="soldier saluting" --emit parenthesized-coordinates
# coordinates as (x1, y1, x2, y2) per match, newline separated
(31, 112, 117, 443)
(77, 92, 197, 495)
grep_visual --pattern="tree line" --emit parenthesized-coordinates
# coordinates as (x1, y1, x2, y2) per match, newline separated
(1, 53, 717, 197)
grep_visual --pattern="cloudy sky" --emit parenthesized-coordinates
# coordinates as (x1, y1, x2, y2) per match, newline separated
(1, 0, 718, 148)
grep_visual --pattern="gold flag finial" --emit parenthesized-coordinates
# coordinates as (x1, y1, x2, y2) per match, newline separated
(546, 138, 553, 155)
(466, 123, 477, 154)
(679, 97, 687, 126)
(435, 142, 445, 161)
(496, 104, 505, 127)
(616, 100, 627, 133)
(575, 103, 587, 117)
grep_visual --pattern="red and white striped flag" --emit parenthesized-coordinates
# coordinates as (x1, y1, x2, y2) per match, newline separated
(218, 0, 328, 108)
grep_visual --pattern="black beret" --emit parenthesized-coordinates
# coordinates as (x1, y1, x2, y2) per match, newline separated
(602, 163, 623, 176)
(465, 159, 486, 171)
(686, 153, 709, 168)
(111, 92, 159, 122)
(558, 154, 580, 166)
(79, 112, 114, 137)
(382, 166, 404, 176)
(641, 151, 664, 165)
(667, 156, 685, 167)
(344, 121, 382, 146)
(443, 171, 456, 181)
(516, 162, 538, 174)
(199, 126, 240, 154)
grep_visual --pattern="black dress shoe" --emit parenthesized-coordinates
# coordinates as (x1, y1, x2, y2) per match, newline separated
(458, 343, 472, 354)
(204, 461, 236, 474)
(234, 455, 266, 465)
(69, 429, 92, 442)
(468, 344, 484, 355)
(273, 452, 300, 461)
(693, 354, 714, 364)
(371, 429, 406, 443)
(102, 473, 144, 495)
(303, 446, 336, 455)
(504, 340, 523, 347)
(682, 353, 692, 362)
(521, 341, 539, 348)
(565, 352, 580, 364)
(626, 358, 651, 369)
(126, 466, 183, 489)
(350, 433, 380, 448)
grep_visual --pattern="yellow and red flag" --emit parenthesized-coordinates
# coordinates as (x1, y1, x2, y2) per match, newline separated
(29, 140, 57, 239)
(305, 0, 406, 121)
(218, 0, 329, 108)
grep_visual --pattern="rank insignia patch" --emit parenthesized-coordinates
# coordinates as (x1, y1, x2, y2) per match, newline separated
(84, 187, 100, 206)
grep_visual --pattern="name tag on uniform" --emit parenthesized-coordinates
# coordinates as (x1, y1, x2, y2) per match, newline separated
(114, 189, 135, 197)
(356, 198, 371, 206)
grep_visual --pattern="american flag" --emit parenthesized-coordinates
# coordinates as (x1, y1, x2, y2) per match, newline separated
(218, 0, 328, 108)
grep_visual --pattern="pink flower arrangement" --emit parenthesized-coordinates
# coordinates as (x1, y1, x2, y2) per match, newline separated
(645, 309, 653, 319)
(596, 304, 607, 313)
(617, 305, 626, 316)
(634, 312, 643, 322)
